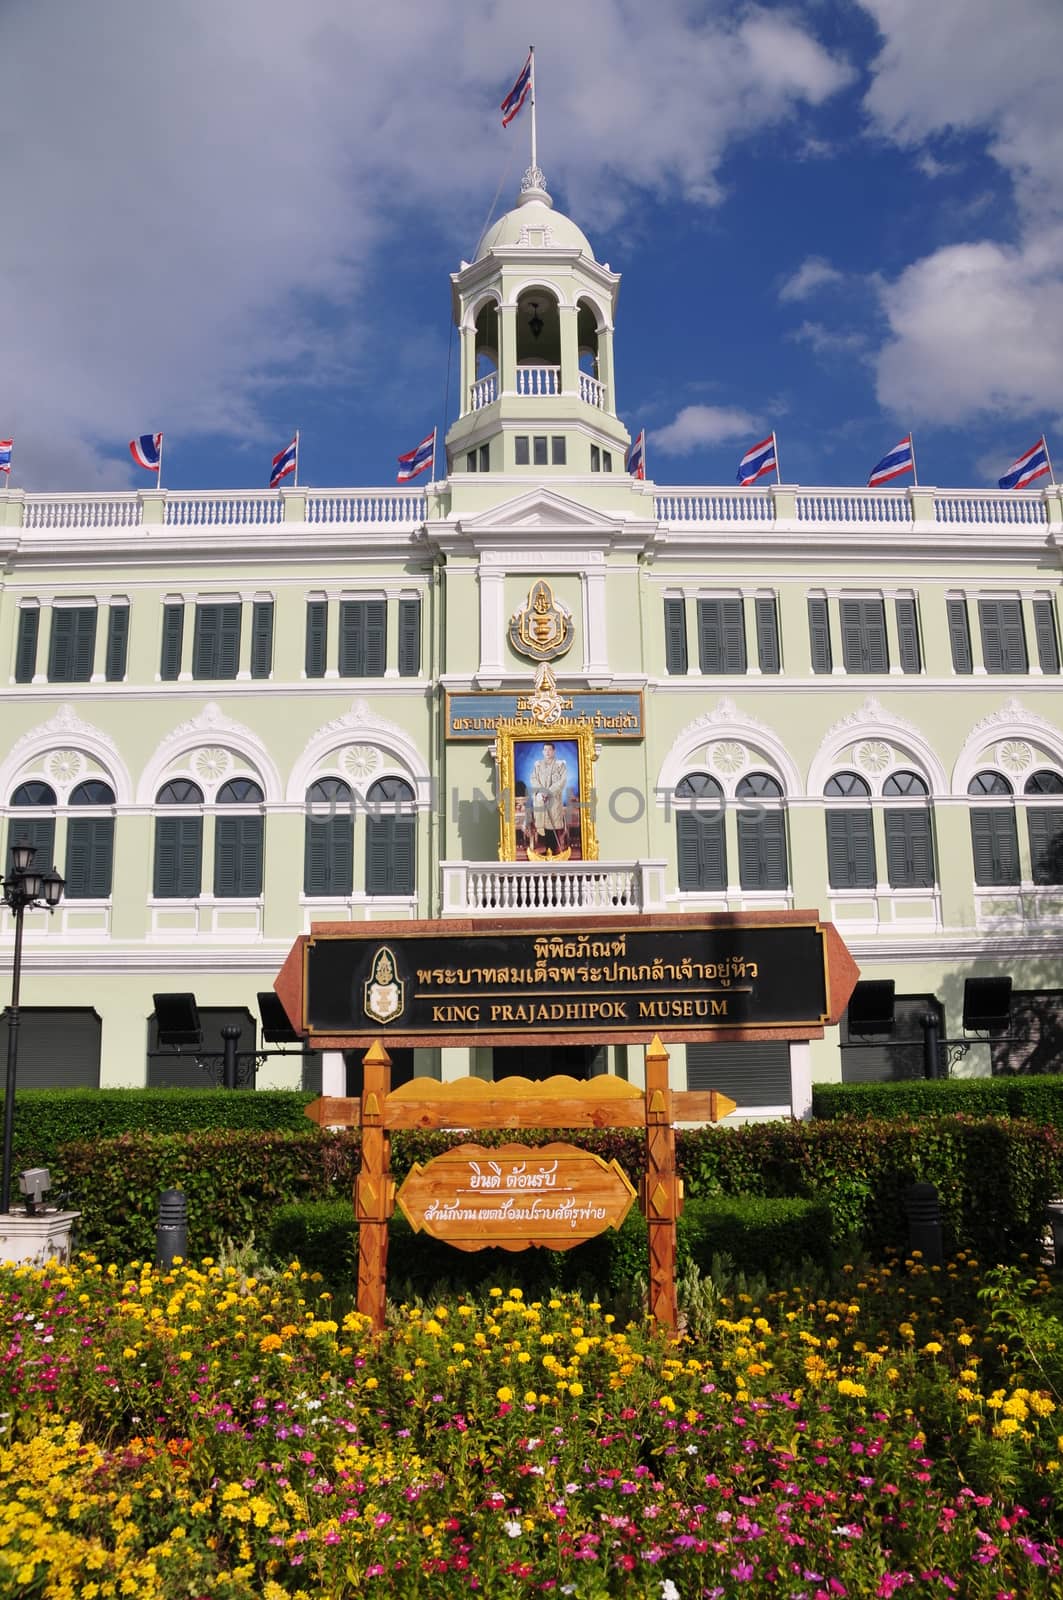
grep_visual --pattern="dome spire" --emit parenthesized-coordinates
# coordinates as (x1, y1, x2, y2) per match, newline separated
(518, 162, 551, 209)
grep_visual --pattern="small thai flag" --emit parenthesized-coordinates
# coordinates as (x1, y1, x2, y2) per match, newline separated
(0, 439, 11, 476)
(737, 434, 776, 486)
(868, 434, 915, 487)
(501, 53, 532, 127)
(129, 432, 163, 471)
(998, 436, 1051, 490)
(270, 435, 298, 488)
(397, 429, 435, 483)
(626, 429, 646, 480)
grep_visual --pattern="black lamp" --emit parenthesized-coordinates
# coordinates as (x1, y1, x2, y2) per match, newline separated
(527, 301, 544, 340)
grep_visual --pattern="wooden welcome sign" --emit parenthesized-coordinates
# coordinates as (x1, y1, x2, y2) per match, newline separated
(304, 1039, 736, 1332)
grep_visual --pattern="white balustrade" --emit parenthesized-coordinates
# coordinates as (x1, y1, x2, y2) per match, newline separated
(306, 490, 427, 525)
(516, 364, 561, 396)
(442, 860, 667, 916)
(165, 492, 284, 526)
(470, 372, 498, 410)
(654, 490, 773, 524)
(579, 372, 605, 407)
(22, 494, 141, 529)
(795, 490, 911, 524)
(935, 491, 1048, 526)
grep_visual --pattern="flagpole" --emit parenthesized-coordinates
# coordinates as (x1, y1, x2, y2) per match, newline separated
(909, 430, 919, 487)
(772, 430, 781, 485)
(529, 44, 537, 174)
(294, 430, 300, 490)
(1043, 432, 1057, 487)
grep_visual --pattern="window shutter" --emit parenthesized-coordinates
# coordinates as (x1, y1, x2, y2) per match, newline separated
(808, 597, 832, 674)
(737, 811, 762, 888)
(218, 604, 241, 679)
(947, 599, 973, 674)
(1028, 807, 1063, 885)
(676, 812, 726, 890)
(826, 810, 875, 888)
(895, 597, 921, 674)
(48, 609, 73, 680)
(397, 598, 421, 677)
(664, 598, 688, 675)
(676, 813, 703, 889)
(755, 598, 780, 674)
(160, 603, 184, 680)
(697, 600, 722, 673)
(885, 809, 934, 889)
(759, 811, 788, 889)
(970, 808, 1020, 886)
(1033, 599, 1060, 674)
(7, 817, 55, 874)
(364, 600, 387, 677)
(339, 602, 364, 676)
(105, 606, 129, 681)
(721, 599, 747, 673)
(72, 609, 96, 681)
(366, 816, 415, 896)
(15, 609, 40, 684)
(839, 600, 864, 672)
(65, 816, 114, 899)
(390, 817, 415, 895)
(840, 600, 888, 672)
(214, 815, 263, 897)
(304, 815, 352, 896)
(154, 816, 202, 898)
(192, 604, 219, 679)
(250, 601, 274, 679)
(305, 601, 327, 678)
(979, 599, 1026, 673)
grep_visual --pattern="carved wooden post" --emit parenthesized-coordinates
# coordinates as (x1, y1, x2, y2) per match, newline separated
(642, 1034, 681, 1332)
(355, 1039, 393, 1331)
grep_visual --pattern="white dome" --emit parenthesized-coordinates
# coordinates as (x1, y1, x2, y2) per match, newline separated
(475, 189, 595, 263)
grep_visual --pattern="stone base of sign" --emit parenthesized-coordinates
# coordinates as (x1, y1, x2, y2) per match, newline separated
(0, 1209, 81, 1266)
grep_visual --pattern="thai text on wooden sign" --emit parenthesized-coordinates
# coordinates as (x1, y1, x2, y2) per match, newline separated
(445, 689, 644, 740)
(276, 911, 859, 1051)
(396, 1142, 636, 1251)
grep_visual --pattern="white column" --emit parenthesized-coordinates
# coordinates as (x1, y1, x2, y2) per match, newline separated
(583, 568, 610, 677)
(320, 1050, 346, 1096)
(478, 567, 506, 679)
(789, 1040, 813, 1119)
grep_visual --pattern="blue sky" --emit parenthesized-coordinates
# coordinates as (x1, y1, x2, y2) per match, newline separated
(1, 0, 1060, 495)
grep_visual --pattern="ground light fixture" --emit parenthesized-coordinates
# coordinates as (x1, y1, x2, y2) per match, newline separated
(1, 839, 64, 1214)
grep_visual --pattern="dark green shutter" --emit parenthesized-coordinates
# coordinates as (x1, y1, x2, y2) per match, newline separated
(153, 816, 202, 897)
(1028, 807, 1063, 885)
(160, 604, 184, 680)
(218, 604, 241, 678)
(664, 598, 688, 675)
(676, 813, 727, 890)
(250, 601, 274, 679)
(1033, 599, 1060, 674)
(840, 599, 888, 673)
(15, 609, 39, 684)
(885, 809, 934, 888)
(105, 606, 129, 681)
(303, 815, 352, 895)
(48, 610, 73, 681)
(979, 599, 1027, 673)
(366, 816, 415, 895)
(970, 809, 1020, 886)
(49, 607, 96, 682)
(65, 817, 114, 898)
(7, 817, 55, 874)
(305, 601, 327, 678)
(826, 810, 876, 888)
(947, 599, 973, 674)
(397, 598, 421, 677)
(193, 603, 240, 680)
(364, 601, 386, 676)
(895, 597, 921, 674)
(738, 810, 787, 890)
(807, 597, 832, 674)
(214, 815, 263, 897)
(755, 598, 780, 674)
(697, 599, 746, 674)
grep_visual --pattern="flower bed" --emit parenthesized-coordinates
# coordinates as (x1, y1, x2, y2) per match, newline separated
(2, 1250, 1063, 1597)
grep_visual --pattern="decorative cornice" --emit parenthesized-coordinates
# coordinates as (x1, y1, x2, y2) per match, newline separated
(6, 702, 122, 768)
(821, 695, 924, 745)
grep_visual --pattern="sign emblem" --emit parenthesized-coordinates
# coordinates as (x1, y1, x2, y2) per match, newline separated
(508, 579, 573, 662)
(363, 945, 404, 1025)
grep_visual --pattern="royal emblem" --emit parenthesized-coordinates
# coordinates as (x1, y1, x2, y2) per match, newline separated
(363, 946, 404, 1025)
(508, 579, 573, 662)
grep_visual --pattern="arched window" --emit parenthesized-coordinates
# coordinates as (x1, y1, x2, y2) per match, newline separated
(967, 771, 1019, 886)
(7, 781, 57, 876)
(304, 778, 353, 897)
(153, 780, 204, 899)
(735, 773, 788, 891)
(66, 780, 116, 899)
(675, 773, 726, 891)
(214, 778, 264, 899)
(365, 777, 416, 897)
(824, 773, 875, 889)
(1024, 770, 1063, 885)
(882, 770, 935, 889)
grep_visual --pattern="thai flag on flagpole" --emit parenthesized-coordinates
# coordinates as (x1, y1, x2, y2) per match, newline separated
(500, 52, 532, 126)
(998, 436, 1052, 490)
(626, 429, 646, 480)
(397, 428, 436, 483)
(129, 432, 163, 473)
(270, 433, 298, 489)
(868, 434, 915, 487)
(0, 439, 12, 477)
(737, 433, 777, 486)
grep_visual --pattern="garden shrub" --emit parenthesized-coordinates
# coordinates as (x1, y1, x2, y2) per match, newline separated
(678, 1194, 834, 1277)
(268, 1200, 359, 1284)
(811, 1076, 1063, 1127)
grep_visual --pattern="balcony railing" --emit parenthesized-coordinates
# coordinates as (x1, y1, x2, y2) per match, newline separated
(441, 859, 668, 916)
(515, 364, 561, 396)
(470, 372, 498, 410)
(579, 372, 605, 407)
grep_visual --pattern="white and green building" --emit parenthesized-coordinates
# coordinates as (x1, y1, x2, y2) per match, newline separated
(2, 170, 1062, 1112)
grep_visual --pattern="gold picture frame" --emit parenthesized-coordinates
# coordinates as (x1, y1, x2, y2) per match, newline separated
(495, 719, 599, 863)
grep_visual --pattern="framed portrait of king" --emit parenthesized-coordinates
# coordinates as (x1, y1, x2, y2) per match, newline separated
(495, 719, 598, 863)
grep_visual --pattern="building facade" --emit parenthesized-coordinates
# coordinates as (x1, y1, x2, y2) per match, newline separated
(2, 172, 1062, 1112)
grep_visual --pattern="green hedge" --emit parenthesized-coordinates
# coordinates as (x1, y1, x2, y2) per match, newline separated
(678, 1195, 834, 1277)
(811, 1076, 1063, 1126)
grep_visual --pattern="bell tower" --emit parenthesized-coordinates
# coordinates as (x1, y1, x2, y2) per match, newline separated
(447, 169, 631, 478)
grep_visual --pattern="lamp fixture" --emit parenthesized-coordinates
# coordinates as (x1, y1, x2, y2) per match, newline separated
(527, 301, 544, 340)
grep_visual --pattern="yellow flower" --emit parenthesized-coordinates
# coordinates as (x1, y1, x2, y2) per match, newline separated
(496, 1386, 513, 1403)
(569, 1382, 584, 1398)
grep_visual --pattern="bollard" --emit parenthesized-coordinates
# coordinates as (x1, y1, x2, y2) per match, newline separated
(902, 1181, 943, 1267)
(156, 1188, 188, 1270)
(221, 1024, 241, 1091)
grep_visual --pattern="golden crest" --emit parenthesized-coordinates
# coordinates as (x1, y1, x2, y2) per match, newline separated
(508, 579, 573, 662)
(364, 945, 404, 1025)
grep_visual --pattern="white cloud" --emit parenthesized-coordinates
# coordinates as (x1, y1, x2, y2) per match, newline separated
(779, 257, 844, 302)
(0, 1, 854, 488)
(654, 405, 758, 455)
(914, 152, 957, 180)
(790, 321, 868, 358)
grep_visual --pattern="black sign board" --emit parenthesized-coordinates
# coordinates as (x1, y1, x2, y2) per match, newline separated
(300, 919, 834, 1047)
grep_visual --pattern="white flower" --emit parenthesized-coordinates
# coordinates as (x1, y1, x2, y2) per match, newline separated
(661, 1581, 681, 1600)
(504, 1519, 522, 1538)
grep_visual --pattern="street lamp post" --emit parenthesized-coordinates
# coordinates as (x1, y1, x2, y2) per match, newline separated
(1, 840, 64, 1214)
